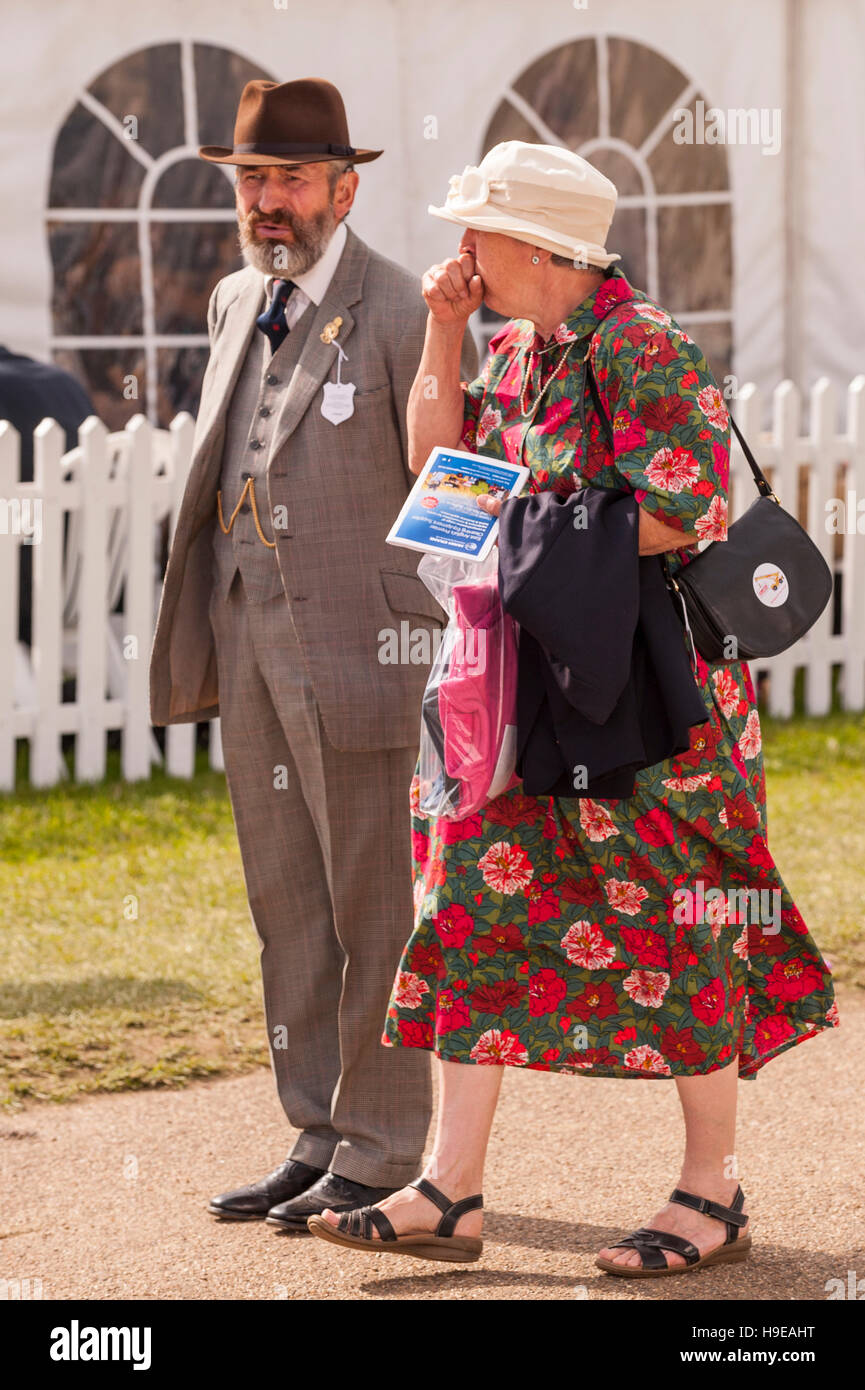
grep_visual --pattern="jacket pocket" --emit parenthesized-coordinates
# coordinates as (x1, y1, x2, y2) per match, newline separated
(380, 569, 445, 623)
(352, 383, 392, 401)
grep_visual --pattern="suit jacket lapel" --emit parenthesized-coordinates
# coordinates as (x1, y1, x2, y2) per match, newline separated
(194, 267, 264, 461)
(267, 226, 369, 464)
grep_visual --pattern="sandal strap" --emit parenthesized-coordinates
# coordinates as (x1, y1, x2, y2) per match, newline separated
(437, 1194, 484, 1239)
(410, 1178, 453, 1214)
(611, 1226, 700, 1269)
(337, 1208, 361, 1236)
(337, 1204, 397, 1241)
(367, 1206, 397, 1242)
(410, 1178, 484, 1237)
(670, 1186, 748, 1243)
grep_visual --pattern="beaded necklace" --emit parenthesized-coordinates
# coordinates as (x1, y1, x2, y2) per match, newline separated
(518, 334, 577, 420)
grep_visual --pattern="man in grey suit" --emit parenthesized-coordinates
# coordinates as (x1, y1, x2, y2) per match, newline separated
(149, 78, 477, 1228)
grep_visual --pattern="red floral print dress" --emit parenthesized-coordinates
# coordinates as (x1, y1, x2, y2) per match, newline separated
(382, 267, 838, 1079)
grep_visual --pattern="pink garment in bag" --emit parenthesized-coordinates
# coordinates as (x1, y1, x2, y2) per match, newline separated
(435, 573, 520, 816)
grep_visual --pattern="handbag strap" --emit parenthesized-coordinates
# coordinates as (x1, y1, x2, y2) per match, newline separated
(579, 350, 699, 663)
(577, 297, 622, 456)
(727, 414, 777, 500)
(579, 355, 614, 452)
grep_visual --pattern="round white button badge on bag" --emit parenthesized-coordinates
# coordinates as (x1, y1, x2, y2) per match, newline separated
(752, 562, 789, 607)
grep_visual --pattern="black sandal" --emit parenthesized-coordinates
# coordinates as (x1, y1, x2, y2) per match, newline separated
(307, 1177, 484, 1264)
(595, 1185, 751, 1278)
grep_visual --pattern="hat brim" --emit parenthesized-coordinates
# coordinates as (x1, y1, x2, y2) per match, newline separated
(199, 147, 383, 166)
(428, 203, 621, 268)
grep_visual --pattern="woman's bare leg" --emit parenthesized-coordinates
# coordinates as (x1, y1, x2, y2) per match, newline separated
(598, 1056, 749, 1268)
(320, 1058, 503, 1238)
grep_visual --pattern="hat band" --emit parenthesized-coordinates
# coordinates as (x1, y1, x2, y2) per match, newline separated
(234, 141, 357, 156)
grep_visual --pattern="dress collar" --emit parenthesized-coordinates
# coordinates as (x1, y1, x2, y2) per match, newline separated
(521, 265, 636, 353)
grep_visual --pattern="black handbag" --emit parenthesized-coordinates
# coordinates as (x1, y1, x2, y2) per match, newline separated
(661, 416, 833, 664)
(580, 356, 833, 666)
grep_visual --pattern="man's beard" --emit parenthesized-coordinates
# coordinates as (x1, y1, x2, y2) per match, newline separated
(237, 201, 339, 277)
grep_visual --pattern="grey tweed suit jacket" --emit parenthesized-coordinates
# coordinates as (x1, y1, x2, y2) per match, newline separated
(149, 226, 478, 750)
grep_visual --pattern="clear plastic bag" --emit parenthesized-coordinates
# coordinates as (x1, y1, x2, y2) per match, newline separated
(416, 548, 520, 820)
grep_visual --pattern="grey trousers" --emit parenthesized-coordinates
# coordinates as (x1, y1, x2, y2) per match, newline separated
(208, 571, 432, 1187)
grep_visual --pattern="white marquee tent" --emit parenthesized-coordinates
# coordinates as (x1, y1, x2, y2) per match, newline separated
(0, 0, 862, 426)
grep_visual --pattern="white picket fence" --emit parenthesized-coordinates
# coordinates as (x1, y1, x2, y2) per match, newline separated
(0, 411, 223, 791)
(730, 377, 865, 716)
(0, 374, 863, 791)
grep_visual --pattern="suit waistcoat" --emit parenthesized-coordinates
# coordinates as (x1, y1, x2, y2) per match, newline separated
(212, 295, 317, 603)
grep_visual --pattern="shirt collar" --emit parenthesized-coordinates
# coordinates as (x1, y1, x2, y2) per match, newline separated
(521, 265, 637, 352)
(264, 219, 347, 304)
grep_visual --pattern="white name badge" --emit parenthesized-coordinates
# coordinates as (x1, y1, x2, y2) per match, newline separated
(321, 381, 356, 425)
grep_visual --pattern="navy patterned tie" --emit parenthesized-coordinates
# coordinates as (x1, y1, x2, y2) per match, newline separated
(256, 278, 296, 353)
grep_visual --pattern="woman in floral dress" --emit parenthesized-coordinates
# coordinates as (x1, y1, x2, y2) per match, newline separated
(310, 143, 837, 1274)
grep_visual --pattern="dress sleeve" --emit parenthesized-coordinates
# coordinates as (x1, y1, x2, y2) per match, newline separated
(592, 307, 731, 544)
(460, 323, 511, 451)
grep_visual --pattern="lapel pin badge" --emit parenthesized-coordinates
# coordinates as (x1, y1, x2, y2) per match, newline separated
(320, 316, 343, 345)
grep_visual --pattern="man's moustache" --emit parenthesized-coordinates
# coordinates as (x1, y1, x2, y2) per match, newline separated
(249, 216, 296, 231)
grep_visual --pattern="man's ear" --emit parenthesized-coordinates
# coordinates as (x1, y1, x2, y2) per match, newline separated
(334, 170, 359, 221)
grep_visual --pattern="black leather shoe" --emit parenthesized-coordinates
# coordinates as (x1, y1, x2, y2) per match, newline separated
(266, 1172, 399, 1231)
(208, 1158, 327, 1220)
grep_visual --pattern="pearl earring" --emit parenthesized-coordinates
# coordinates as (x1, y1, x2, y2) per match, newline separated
(531, 255, 540, 264)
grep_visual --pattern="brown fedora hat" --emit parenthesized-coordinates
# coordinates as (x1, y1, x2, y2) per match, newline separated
(199, 77, 383, 166)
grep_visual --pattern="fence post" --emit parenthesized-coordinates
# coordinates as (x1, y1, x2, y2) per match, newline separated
(805, 378, 838, 716)
(76, 417, 110, 781)
(30, 417, 66, 787)
(209, 716, 224, 772)
(842, 376, 865, 710)
(123, 415, 155, 781)
(0, 422, 19, 790)
(164, 413, 197, 779)
(763, 381, 801, 718)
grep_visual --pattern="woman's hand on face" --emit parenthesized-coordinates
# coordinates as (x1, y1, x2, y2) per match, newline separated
(422, 250, 484, 327)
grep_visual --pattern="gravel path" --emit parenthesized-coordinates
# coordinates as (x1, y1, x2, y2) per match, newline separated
(2, 985, 861, 1302)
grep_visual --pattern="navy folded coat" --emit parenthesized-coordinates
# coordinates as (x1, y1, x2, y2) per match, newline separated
(497, 487, 709, 798)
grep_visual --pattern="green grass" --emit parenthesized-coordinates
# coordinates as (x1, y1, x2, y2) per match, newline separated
(759, 710, 865, 987)
(1, 714, 863, 1109)
(0, 753, 267, 1108)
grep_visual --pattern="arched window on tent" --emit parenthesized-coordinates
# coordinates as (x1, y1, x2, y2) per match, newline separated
(478, 34, 733, 387)
(46, 41, 275, 429)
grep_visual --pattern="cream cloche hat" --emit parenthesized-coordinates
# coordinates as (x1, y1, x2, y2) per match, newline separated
(429, 140, 621, 269)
